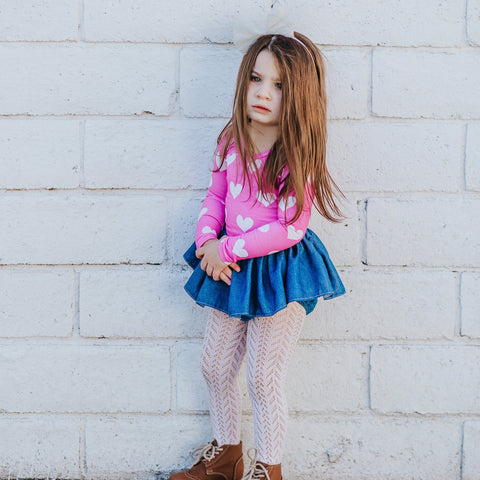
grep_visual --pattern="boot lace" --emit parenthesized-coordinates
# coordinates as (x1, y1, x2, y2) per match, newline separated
(190, 442, 224, 468)
(241, 448, 271, 480)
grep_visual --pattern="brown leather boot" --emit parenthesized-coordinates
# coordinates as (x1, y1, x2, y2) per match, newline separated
(169, 440, 244, 480)
(240, 449, 282, 480)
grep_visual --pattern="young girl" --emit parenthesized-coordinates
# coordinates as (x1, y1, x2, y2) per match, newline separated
(171, 32, 345, 480)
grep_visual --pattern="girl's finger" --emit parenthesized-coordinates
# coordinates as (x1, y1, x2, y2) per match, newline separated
(220, 271, 231, 286)
(222, 267, 232, 280)
(230, 262, 241, 273)
(195, 247, 204, 259)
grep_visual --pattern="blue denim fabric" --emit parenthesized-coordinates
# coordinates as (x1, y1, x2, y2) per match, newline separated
(183, 229, 345, 321)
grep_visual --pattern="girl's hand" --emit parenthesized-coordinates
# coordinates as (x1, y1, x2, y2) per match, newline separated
(196, 239, 241, 285)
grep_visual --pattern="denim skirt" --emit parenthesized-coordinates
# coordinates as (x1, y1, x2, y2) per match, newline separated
(183, 228, 345, 321)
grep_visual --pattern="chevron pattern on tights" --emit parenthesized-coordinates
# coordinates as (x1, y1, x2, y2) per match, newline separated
(200, 302, 305, 464)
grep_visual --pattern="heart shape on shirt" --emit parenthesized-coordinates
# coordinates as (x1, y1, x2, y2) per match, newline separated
(249, 158, 263, 172)
(232, 239, 248, 258)
(230, 182, 242, 199)
(257, 191, 276, 207)
(258, 224, 270, 232)
(202, 226, 216, 235)
(237, 215, 254, 232)
(279, 196, 296, 211)
(198, 207, 208, 219)
(287, 225, 304, 240)
(225, 153, 236, 165)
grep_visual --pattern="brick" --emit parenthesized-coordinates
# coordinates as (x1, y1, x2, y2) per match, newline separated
(85, 415, 211, 479)
(0, 1, 77, 41)
(461, 272, 480, 338)
(180, 46, 242, 118)
(80, 267, 208, 339)
(84, 0, 236, 43)
(281, 417, 460, 479)
(466, 124, 480, 191)
(287, 345, 368, 412)
(175, 342, 208, 412)
(304, 270, 457, 340)
(169, 193, 205, 265)
(371, 345, 480, 414)
(0, 345, 170, 413)
(328, 121, 463, 192)
(309, 198, 362, 266)
(290, 0, 464, 46)
(366, 198, 480, 267)
(84, 118, 225, 189)
(0, 194, 167, 265)
(0, 269, 75, 337)
(0, 118, 79, 189)
(0, 44, 176, 115)
(467, 0, 480, 45)
(0, 415, 80, 479)
(372, 49, 480, 119)
(463, 421, 480, 480)
(324, 48, 370, 119)
(84, 0, 464, 47)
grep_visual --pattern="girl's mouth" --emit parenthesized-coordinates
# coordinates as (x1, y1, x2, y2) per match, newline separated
(253, 105, 271, 112)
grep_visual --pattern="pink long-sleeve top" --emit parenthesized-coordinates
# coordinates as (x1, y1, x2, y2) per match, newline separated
(195, 141, 314, 264)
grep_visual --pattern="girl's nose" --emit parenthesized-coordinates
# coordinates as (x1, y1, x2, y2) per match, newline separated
(256, 85, 271, 100)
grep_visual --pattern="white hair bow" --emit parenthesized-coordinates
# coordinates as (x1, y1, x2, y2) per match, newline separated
(233, 6, 294, 54)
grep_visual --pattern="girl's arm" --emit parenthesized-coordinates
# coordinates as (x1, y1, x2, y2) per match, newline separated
(218, 183, 314, 264)
(195, 152, 227, 249)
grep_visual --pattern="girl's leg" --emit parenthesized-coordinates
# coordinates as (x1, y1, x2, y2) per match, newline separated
(200, 308, 248, 446)
(246, 302, 306, 465)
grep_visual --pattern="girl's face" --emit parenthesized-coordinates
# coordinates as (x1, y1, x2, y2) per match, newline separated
(246, 49, 282, 129)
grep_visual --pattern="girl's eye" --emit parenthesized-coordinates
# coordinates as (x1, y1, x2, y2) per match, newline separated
(275, 82, 282, 90)
(251, 75, 261, 82)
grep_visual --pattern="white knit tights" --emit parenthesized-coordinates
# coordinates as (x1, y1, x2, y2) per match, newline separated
(200, 302, 305, 465)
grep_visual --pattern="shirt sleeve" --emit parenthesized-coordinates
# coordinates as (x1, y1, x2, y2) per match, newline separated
(195, 147, 227, 249)
(218, 182, 314, 264)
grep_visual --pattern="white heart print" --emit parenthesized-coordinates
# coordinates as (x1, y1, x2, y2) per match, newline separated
(279, 196, 296, 211)
(202, 226, 216, 235)
(258, 224, 270, 232)
(198, 208, 207, 219)
(237, 215, 254, 232)
(225, 153, 236, 165)
(287, 225, 303, 240)
(249, 158, 263, 172)
(230, 182, 242, 199)
(232, 239, 248, 258)
(257, 191, 276, 207)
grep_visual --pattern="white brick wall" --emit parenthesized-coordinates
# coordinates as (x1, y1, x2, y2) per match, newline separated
(0, 1, 478, 479)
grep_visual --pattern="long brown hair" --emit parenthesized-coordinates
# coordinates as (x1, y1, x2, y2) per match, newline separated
(217, 32, 344, 223)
